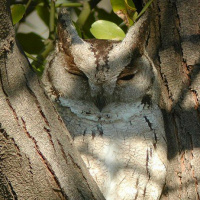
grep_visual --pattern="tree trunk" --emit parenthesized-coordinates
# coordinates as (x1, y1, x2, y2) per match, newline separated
(0, 1, 104, 199)
(0, 0, 199, 199)
(146, 0, 200, 199)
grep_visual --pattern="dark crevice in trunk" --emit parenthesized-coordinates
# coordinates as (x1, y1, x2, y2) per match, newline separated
(58, 139, 98, 200)
(21, 117, 66, 199)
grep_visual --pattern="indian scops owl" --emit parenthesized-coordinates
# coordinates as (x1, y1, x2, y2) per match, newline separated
(41, 8, 167, 200)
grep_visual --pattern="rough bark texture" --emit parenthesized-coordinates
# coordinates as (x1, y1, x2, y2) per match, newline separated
(0, 0, 199, 199)
(146, 0, 200, 199)
(0, 1, 104, 199)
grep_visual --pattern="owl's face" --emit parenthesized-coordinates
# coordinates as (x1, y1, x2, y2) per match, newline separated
(42, 10, 167, 200)
(43, 39, 157, 123)
(42, 8, 158, 121)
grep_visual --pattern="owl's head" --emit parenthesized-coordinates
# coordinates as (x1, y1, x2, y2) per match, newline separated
(42, 8, 159, 115)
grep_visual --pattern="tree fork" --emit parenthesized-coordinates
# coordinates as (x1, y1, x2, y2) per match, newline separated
(0, 0, 199, 199)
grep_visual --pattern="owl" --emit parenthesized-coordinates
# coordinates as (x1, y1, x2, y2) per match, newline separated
(41, 8, 167, 200)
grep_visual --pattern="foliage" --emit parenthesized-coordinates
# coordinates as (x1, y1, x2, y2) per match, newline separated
(10, 0, 153, 75)
(11, 4, 26, 25)
(90, 20, 125, 40)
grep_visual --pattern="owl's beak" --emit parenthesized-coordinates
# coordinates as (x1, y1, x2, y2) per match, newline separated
(94, 95, 107, 112)
(89, 81, 114, 112)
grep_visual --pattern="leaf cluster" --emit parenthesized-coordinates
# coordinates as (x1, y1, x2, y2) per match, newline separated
(10, 0, 153, 75)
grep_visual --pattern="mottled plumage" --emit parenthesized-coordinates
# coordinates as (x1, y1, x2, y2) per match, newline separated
(41, 8, 167, 200)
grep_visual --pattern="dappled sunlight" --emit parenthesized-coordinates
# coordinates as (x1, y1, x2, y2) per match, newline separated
(40, 24, 170, 198)
(59, 95, 167, 199)
(38, 4, 200, 199)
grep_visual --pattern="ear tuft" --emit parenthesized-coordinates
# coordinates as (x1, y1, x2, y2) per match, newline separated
(57, 8, 83, 50)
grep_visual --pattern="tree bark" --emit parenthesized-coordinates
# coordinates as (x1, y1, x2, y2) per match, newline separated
(0, 0, 200, 199)
(146, 0, 200, 199)
(0, 1, 104, 199)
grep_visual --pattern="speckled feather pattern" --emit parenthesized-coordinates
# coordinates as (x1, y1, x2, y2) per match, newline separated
(41, 8, 167, 200)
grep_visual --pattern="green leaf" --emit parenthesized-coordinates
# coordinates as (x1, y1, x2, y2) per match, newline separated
(132, 11, 138, 22)
(90, 20, 125, 40)
(110, 0, 134, 26)
(125, 0, 136, 11)
(11, 5, 26, 25)
(17, 32, 45, 54)
(36, 5, 50, 27)
(95, 8, 128, 33)
(110, 0, 126, 13)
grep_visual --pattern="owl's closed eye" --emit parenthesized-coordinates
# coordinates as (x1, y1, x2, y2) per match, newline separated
(41, 8, 167, 200)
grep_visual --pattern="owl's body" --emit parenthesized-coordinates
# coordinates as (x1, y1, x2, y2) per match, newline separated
(42, 9, 167, 200)
(57, 99, 166, 200)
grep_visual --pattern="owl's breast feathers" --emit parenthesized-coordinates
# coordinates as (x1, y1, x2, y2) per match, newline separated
(56, 98, 167, 199)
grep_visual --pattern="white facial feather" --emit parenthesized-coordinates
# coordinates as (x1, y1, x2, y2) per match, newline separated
(41, 8, 167, 200)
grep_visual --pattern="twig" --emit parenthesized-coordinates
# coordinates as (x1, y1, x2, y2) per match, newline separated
(76, 1, 91, 29)
(25, 0, 32, 10)
(55, 3, 82, 8)
(49, 0, 55, 40)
